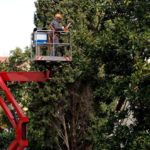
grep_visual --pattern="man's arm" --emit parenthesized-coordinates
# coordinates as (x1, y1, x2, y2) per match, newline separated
(52, 21, 64, 31)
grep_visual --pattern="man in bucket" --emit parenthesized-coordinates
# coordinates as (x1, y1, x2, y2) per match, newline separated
(49, 14, 68, 56)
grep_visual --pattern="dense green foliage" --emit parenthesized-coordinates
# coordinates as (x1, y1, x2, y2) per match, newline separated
(0, 0, 150, 150)
(0, 132, 14, 150)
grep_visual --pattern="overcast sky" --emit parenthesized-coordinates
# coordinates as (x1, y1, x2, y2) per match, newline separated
(0, 0, 36, 56)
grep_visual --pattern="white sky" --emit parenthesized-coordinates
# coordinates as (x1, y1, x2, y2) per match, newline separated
(0, 0, 36, 56)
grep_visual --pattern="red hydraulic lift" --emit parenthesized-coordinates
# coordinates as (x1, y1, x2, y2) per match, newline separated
(0, 71, 49, 150)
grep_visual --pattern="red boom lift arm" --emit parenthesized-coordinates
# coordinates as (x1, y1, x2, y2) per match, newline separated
(0, 71, 49, 150)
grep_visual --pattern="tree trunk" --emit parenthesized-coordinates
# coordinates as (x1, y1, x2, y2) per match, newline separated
(70, 92, 78, 150)
(61, 113, 70, 150)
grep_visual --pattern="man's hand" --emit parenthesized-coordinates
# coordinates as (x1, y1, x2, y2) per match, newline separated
(62, 26, 65, 30)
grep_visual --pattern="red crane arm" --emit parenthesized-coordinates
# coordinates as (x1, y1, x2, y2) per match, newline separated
(0, 71, 49, 150)
(0, 71, 49, 82)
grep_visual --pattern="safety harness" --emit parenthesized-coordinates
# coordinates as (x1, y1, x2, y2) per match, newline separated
(48, 24, 59, 53)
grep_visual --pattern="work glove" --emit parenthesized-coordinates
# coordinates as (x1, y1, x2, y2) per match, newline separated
(62, 26, 65, 30)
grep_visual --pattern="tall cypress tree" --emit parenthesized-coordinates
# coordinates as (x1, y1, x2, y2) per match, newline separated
(30, 0, 150, 149)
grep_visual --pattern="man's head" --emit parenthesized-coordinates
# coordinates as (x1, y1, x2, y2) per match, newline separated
(55, 14, 63, 20)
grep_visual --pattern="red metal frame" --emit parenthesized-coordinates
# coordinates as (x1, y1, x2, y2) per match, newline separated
(0, 71, 49, 150)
